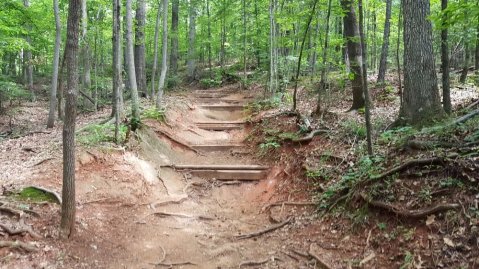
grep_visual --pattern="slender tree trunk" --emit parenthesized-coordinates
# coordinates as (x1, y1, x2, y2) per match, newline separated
(460, 42, 470, 83)
(377, 0, 392, 84)
(187, 0, 196, 80)
(113, 0, 121, 142)
(206, 0, 212, 71)
(126, 0, 140, 120)
(441, 0, 451, 114)
(475, 24, 479, 70)
(269, 0, 278, 95)
(358, 0, 373, 155)
(151, 2, 162, 98)
(135, 0, 147, 97)
(47, 0, 61, 128)
(156, 0, 169, 108)
(341, 0, 365, 110)
(315, 0, 332, 114)
(170, 0, 179, 75)
(57, 50, 66, 120)
(61, 0, 81, 239)
(292, 0, 319, 111)
(253, 0, 261, 68)
(81, 0, 91, 93)
(396, 2, 402, 106)
(400, 0, 444, 126)
(220, 0, 226, 67)
(242, 0, 247, 85)
(23, 0, 34, 101)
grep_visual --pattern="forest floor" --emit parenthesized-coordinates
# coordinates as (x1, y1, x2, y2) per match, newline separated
(0, 79, 478, 268)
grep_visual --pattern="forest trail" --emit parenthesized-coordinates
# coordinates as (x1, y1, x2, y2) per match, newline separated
(91, 87, 314, 269)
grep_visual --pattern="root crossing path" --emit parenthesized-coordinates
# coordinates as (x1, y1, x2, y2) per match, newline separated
(91, 87, 314, 269)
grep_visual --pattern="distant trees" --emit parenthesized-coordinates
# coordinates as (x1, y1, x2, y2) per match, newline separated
(377, 0, 392, 85)
(47, 0, 61, 128)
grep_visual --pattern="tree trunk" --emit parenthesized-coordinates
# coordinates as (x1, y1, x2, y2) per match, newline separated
(340, 0, 364, 110)
(269, 0, 278, 95)
(47, 0, 61, 128)
(135, 0, 147, 97)
(206, 0, 212, 71)
(315, 0, 332, 114)
(242, 0, 247, 85)
(220, 0, 226, 67)
(156, 0, 169, 108)
(187, 0, 197, 81)
(61, 0, 81, 239)
(399, 0, 444, 126)
(113, 0, 121, 142)
(377, 0, 392, 84)
(460, 42, 470, 84)
(81, 0, 91, 93)
(475, 24, 479, 70)
(441, 0, 451, 114)
(170, 0, 179, 75)
(151, 2, 162, 98)
(23, 0, 34, 101)
(126, 0, 140, 120)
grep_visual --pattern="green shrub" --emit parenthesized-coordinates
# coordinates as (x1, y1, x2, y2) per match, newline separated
(77, 123, 128, 146)
(0, 79, 31, 108)
(142, 107, 166, 122)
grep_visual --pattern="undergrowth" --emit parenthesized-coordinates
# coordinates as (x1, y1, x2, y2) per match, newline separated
(77, 123, 128, 146)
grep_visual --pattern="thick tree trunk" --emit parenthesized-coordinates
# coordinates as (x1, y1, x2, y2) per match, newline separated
(135, 0, 147, 97)
(187, 0, 197, 80)
(340, 0, 364, 110)
(170, 0, 179, 75)
(47, 0, 61, 128)
(400, 0, 444, 126)
(156, 0, 169, 108)
(441, 0, 451, 114)
(377, 0, 392, 84)
(151, 3, 162, 98)
(61, 0, 81, 239)
(126, 0, 140, 120)
(113, 0, 121, 142)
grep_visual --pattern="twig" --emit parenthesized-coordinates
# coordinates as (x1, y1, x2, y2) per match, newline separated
(361, 193, 460, 218)
(152, 211, 214, 221)
(26, 185, 62, 204)
(158, 245, 166, 263)
(153, 261, 196, 267)
(235, 217, 293, 240)
(31, 158, 54, 167)
(0, 240, 37, 252)
(239, 257, 270, 268)
(290, 249, 310, 259)
(261, 201, 315, 213)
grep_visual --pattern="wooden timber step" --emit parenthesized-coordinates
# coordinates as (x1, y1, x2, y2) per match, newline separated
(195, 122, 245, 131)
(165, 164, 269, 170)
(198, 104, 245, 111)
(198, 98, 246, 104)
(190, 144, 243, 151)
(189, 169, 267, 181)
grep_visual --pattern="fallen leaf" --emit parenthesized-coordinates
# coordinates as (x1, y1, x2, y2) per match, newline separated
(426, 215, 435, 226)
(443, 237, 455, 248)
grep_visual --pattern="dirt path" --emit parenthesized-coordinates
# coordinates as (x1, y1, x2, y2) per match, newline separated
(90, 88, 312, 268)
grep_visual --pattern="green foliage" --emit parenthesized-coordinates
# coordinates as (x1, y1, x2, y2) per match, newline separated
(259, 137, 280, 155)
(0, 79, 31, 108)
(14, 187, 57, 203)
(379, 126, 415, 146)
(77, 123, 127, 146)
(399, 251, 415, 269)
(439, 177, 464, 188)
(199, 77, 222, 88)
(246, 95, 281, 113)
(341, 119, 367, 139)
(166, 75, 181, 89)
(142, 107, 166, 122)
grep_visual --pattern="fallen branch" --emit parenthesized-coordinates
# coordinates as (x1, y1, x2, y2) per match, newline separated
(235, 217, 292, 240)
(261, 201, 316, 213)
(153, 261, 196, 267)
(31, 158, 54, 167)
(291, 129, 329, 143)
(152, 211, 214, 221)
(361, 193, 460, 218)
(465, 99, 479, 110)
(239, 257, 270, 268)
(155, 129, 203, 155)
(26, 185, 62, 204)
(0, 240, 37, 252)
(452, 108, 479, 125)
(79, 90, 95, 104)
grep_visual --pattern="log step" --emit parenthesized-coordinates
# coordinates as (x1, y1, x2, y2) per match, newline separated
(190, 169, 267, 181)
(198, 99, 245, 104)
(166, 164, 269, 170)
(198, 104, 245, 111)
(196, 122, 244, 131)
(191, 144, 243, 152)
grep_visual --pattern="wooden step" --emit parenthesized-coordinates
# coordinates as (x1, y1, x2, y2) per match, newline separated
(198, 104, 245, 111)
(166, 164, 269, 170)
(198, 98, 245, 104)
(190, 169, 267, 181)
(195, 122, 245, 131)
(191, 144, 243, 151)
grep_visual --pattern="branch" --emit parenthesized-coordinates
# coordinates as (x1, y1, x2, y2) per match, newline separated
(79, 90, 95, 104)
(452, 108, 479, 125)
(261, 201, 315, 213)
(235, 217, 292, 240)
(370, 157, 449, 181)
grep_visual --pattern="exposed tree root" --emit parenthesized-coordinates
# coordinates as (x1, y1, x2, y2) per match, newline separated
(0, 240, 37, 252)
(308, 243, 333, 269)
(152, 211, 214, 221)
(239, 257, 270, 268)
(0, 206, 23, 217)
(360, 193, 460, 218)
(150, 196, 188, 209)
(154, 129, 203, 155)
(291, 129, 330, 143)
(26, 185, 62, 204)
(370, 156, 453, 181)
(0, 220, 41, 239)
(31, 158, 55, 167)
(235, 217, 292, 240)
(261, 201, 316, 213)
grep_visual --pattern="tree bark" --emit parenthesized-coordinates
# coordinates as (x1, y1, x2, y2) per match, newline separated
(314, 0, 332, 114)
(460, 42, 470, 84)
(80, 0, 91, 94)
(47, 0, 61, 128)
(61, 0, 81, 239)
(23, 0, 34, 101)
(126, 0, 140, 120)
(156, 0, 169, 108)
(269, 0, 278, 95)
(170, 0, 179, 75)
(113, 0, 121, 143)
(340, 0, 364, 110)
(441, 0, 451, 114)
(377, 0, 392, 84)
(399, 0, 444, 126)
(151, 2, 162, 98)
(206, 0, 212, 71)
(135, 0, 147, 97)
(187, 0, 197, 81)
